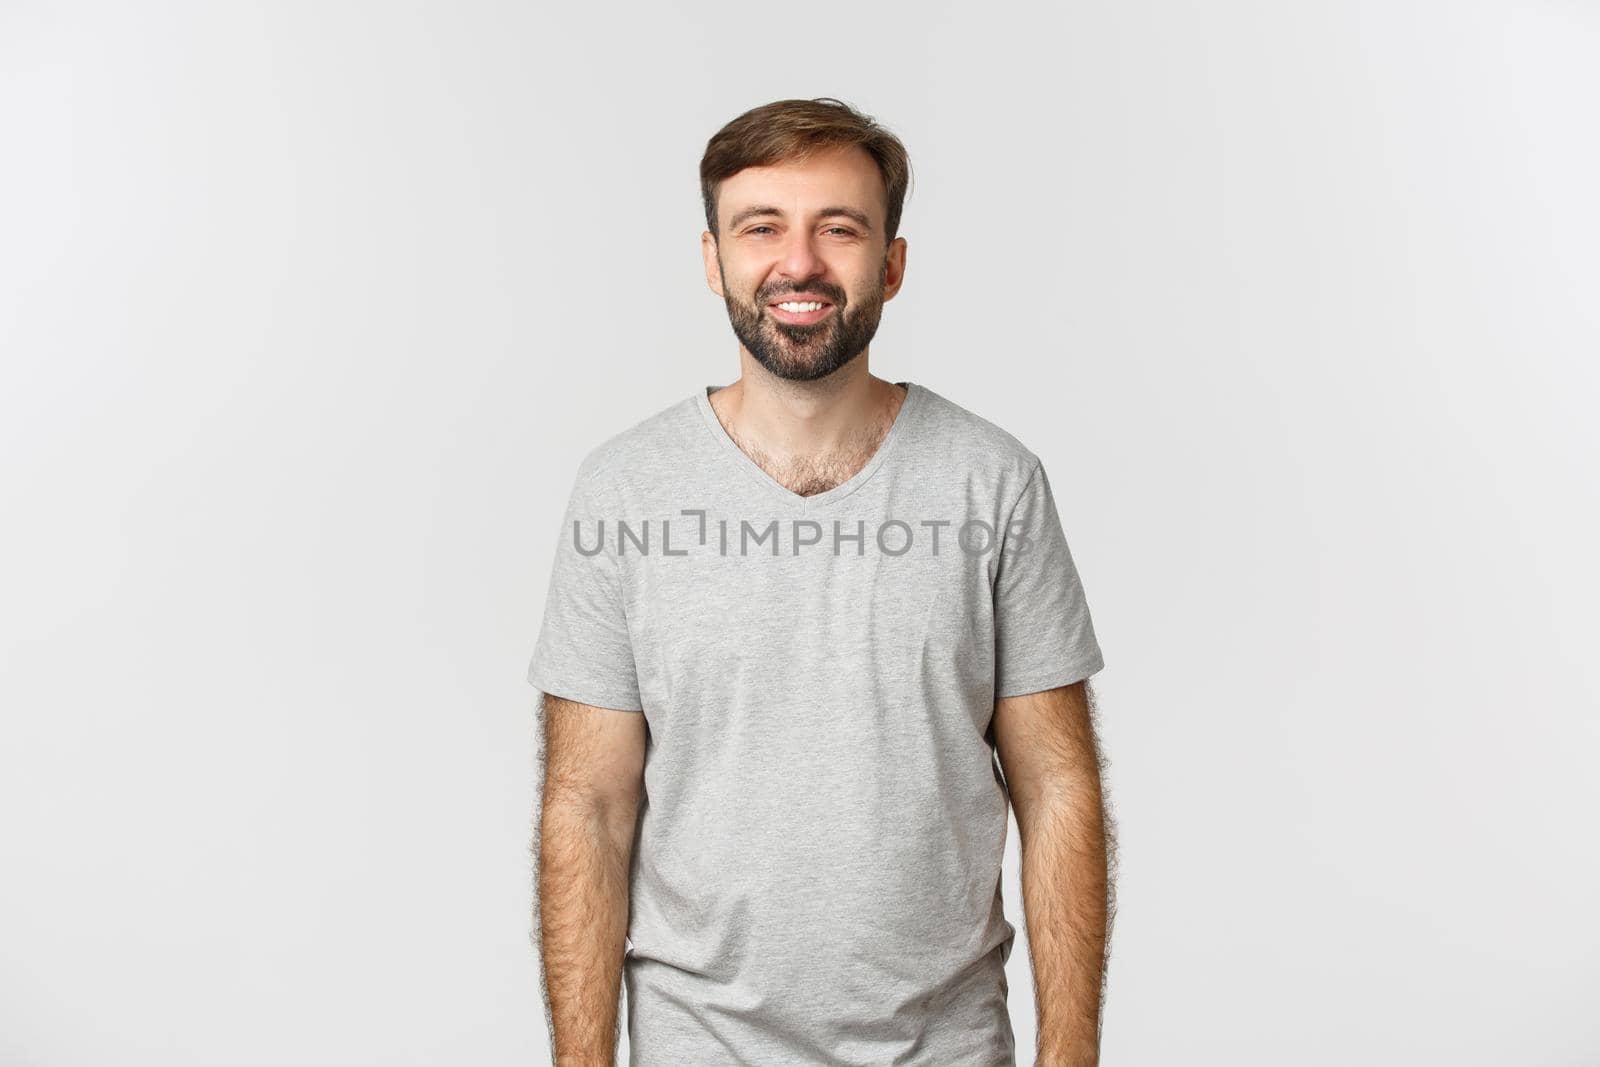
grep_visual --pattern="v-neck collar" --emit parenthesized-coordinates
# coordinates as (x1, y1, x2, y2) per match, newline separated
(693, 380, 923, 510)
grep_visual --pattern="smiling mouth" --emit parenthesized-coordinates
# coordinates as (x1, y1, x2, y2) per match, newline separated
(767, 300, 836, 325)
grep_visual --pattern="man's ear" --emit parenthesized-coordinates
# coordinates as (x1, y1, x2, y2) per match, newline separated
(882, 236, 908, 302)
(701, 232, 725, 297)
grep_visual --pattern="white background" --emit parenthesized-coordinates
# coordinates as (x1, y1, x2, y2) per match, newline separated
(2, 2, 1596, 1064)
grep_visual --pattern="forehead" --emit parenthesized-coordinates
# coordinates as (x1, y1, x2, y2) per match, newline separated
(718, 145, 884, 225)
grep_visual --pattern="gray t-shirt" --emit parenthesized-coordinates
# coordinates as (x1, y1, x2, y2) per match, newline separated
(528, 379, 1104, 1066)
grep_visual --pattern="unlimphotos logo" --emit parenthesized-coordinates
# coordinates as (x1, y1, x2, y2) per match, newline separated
(570, 509, 1036, 558)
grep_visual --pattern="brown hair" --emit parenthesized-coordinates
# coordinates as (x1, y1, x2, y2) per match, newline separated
(699, 97, 914, 247)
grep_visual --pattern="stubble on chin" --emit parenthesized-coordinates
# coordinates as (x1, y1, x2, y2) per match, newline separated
(724, 272, 887, 383)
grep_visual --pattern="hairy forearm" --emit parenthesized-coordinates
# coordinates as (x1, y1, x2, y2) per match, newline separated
(538, 794, 634, 1066)
(1016, 774, 1110, 1066)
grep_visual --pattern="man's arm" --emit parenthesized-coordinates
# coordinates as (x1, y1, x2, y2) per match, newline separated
(992, 678, 1115, 1067)
(536, 692, 648, 1066)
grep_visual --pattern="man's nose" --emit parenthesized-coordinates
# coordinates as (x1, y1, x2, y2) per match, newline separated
(775, 231, 825, 278)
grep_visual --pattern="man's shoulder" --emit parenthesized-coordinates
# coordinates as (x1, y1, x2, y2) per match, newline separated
(569, 389, 701, 492)
(913, 381, 1043, 479)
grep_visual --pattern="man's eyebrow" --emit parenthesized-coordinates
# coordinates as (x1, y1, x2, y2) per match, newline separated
(727, 205, 873, 231)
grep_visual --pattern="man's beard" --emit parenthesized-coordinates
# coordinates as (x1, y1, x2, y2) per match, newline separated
(721, 267, 887, 382)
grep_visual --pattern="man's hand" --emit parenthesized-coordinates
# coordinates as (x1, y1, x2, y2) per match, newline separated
(992, 678, 1115, 1067)
(536, 693, 647, 1066)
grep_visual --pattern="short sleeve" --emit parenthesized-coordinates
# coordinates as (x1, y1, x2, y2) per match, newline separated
(526, 462, 644, 712)
(992, 458, 1105, 699)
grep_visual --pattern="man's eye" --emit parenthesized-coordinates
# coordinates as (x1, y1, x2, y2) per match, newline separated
(745, 225, 855, 236)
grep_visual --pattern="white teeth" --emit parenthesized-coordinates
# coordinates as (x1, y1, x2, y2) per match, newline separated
(775, 301, 826, 312)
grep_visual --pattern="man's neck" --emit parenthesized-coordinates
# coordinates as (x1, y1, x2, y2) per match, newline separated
(708, 361, 907, 497)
